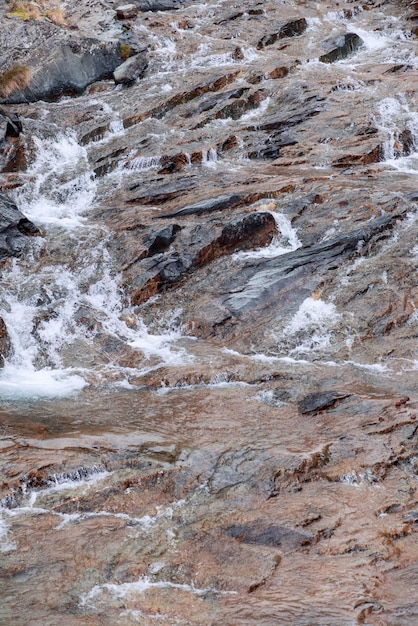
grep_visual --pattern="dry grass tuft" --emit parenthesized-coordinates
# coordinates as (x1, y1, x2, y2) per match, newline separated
(0, 65, 32, 99)
(5, 1, 65, 25)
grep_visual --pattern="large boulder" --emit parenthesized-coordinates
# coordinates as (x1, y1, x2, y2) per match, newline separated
(0, 193, 41, 260)
(0, 38, 126, 104)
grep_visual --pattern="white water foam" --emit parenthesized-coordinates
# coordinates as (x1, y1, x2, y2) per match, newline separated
(12, 132, 97, 228)
(279, 298, 340, 357)
(374, 95, 418, 171)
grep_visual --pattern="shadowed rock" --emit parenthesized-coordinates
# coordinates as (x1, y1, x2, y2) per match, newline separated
(143, 224, 181, 257)
(319, 33, 364, 64)
(0, 193, 41, 261)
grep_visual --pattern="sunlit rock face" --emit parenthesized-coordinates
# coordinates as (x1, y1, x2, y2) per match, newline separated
(2, 1, 418, 624)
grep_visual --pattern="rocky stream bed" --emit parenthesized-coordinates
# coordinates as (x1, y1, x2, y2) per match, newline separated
(2, 0, 418, 624)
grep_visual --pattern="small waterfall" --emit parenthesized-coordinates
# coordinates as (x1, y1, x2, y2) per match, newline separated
(375, 95, 418, 170)
(234, 208, 301, 260)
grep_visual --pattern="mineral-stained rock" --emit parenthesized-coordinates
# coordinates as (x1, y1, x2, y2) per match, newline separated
(0, 192, 41, 260)
(115, 4, 139, 19)
(257, 18, 308, 49)
(128, 212, 276, 303)
(298, 391, 349, 414)
(319, 33, 364, 64)
(248, 132, 298, 160)
(128, 177, 198, 204)
(113, 52, 148, 85)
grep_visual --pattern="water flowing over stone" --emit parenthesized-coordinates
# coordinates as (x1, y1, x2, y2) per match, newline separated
(2, 1, 418, 624)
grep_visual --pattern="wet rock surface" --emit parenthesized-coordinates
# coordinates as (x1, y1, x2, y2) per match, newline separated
(0, 192, 40, 260)
(2, 0, 418, 624)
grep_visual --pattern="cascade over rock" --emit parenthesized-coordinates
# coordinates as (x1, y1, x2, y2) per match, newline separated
(2, 1, 418, 624)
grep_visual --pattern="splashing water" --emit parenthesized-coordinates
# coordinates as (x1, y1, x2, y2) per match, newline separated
(278, 298, 340, 358)
(0, 131, 191, 400)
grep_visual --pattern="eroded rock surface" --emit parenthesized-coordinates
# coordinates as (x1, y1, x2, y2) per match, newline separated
(2, 1, 418, 625)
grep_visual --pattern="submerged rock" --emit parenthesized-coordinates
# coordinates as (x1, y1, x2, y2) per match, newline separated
(226, 522, 313, 549)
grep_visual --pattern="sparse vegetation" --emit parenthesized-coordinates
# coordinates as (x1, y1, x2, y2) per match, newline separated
(119, 43, 132, 61)
(0, 65, 31, 99)
(5, 1, 65, 25)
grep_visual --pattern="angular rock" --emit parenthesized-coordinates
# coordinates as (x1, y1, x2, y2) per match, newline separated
(1, 39, 124, 104)
(298, 391, 349, 415)
(113, 52, 148, 85)
(217, 212, 276, 255)
(0, 193, 41, 261)
(128, 177, 198, 204)
(116, 4, 139, 19)
(143, 224, 181, 257)
(128, 212, 276, 304)
(319, 33, 364, 64)
(257, 18, 308, 49)
(0, 107, 22, 138)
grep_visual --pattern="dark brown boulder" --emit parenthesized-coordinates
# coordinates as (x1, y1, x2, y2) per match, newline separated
(257, 18, 307, 49)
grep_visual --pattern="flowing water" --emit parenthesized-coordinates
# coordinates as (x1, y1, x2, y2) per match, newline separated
(2, 1, 418, 624)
